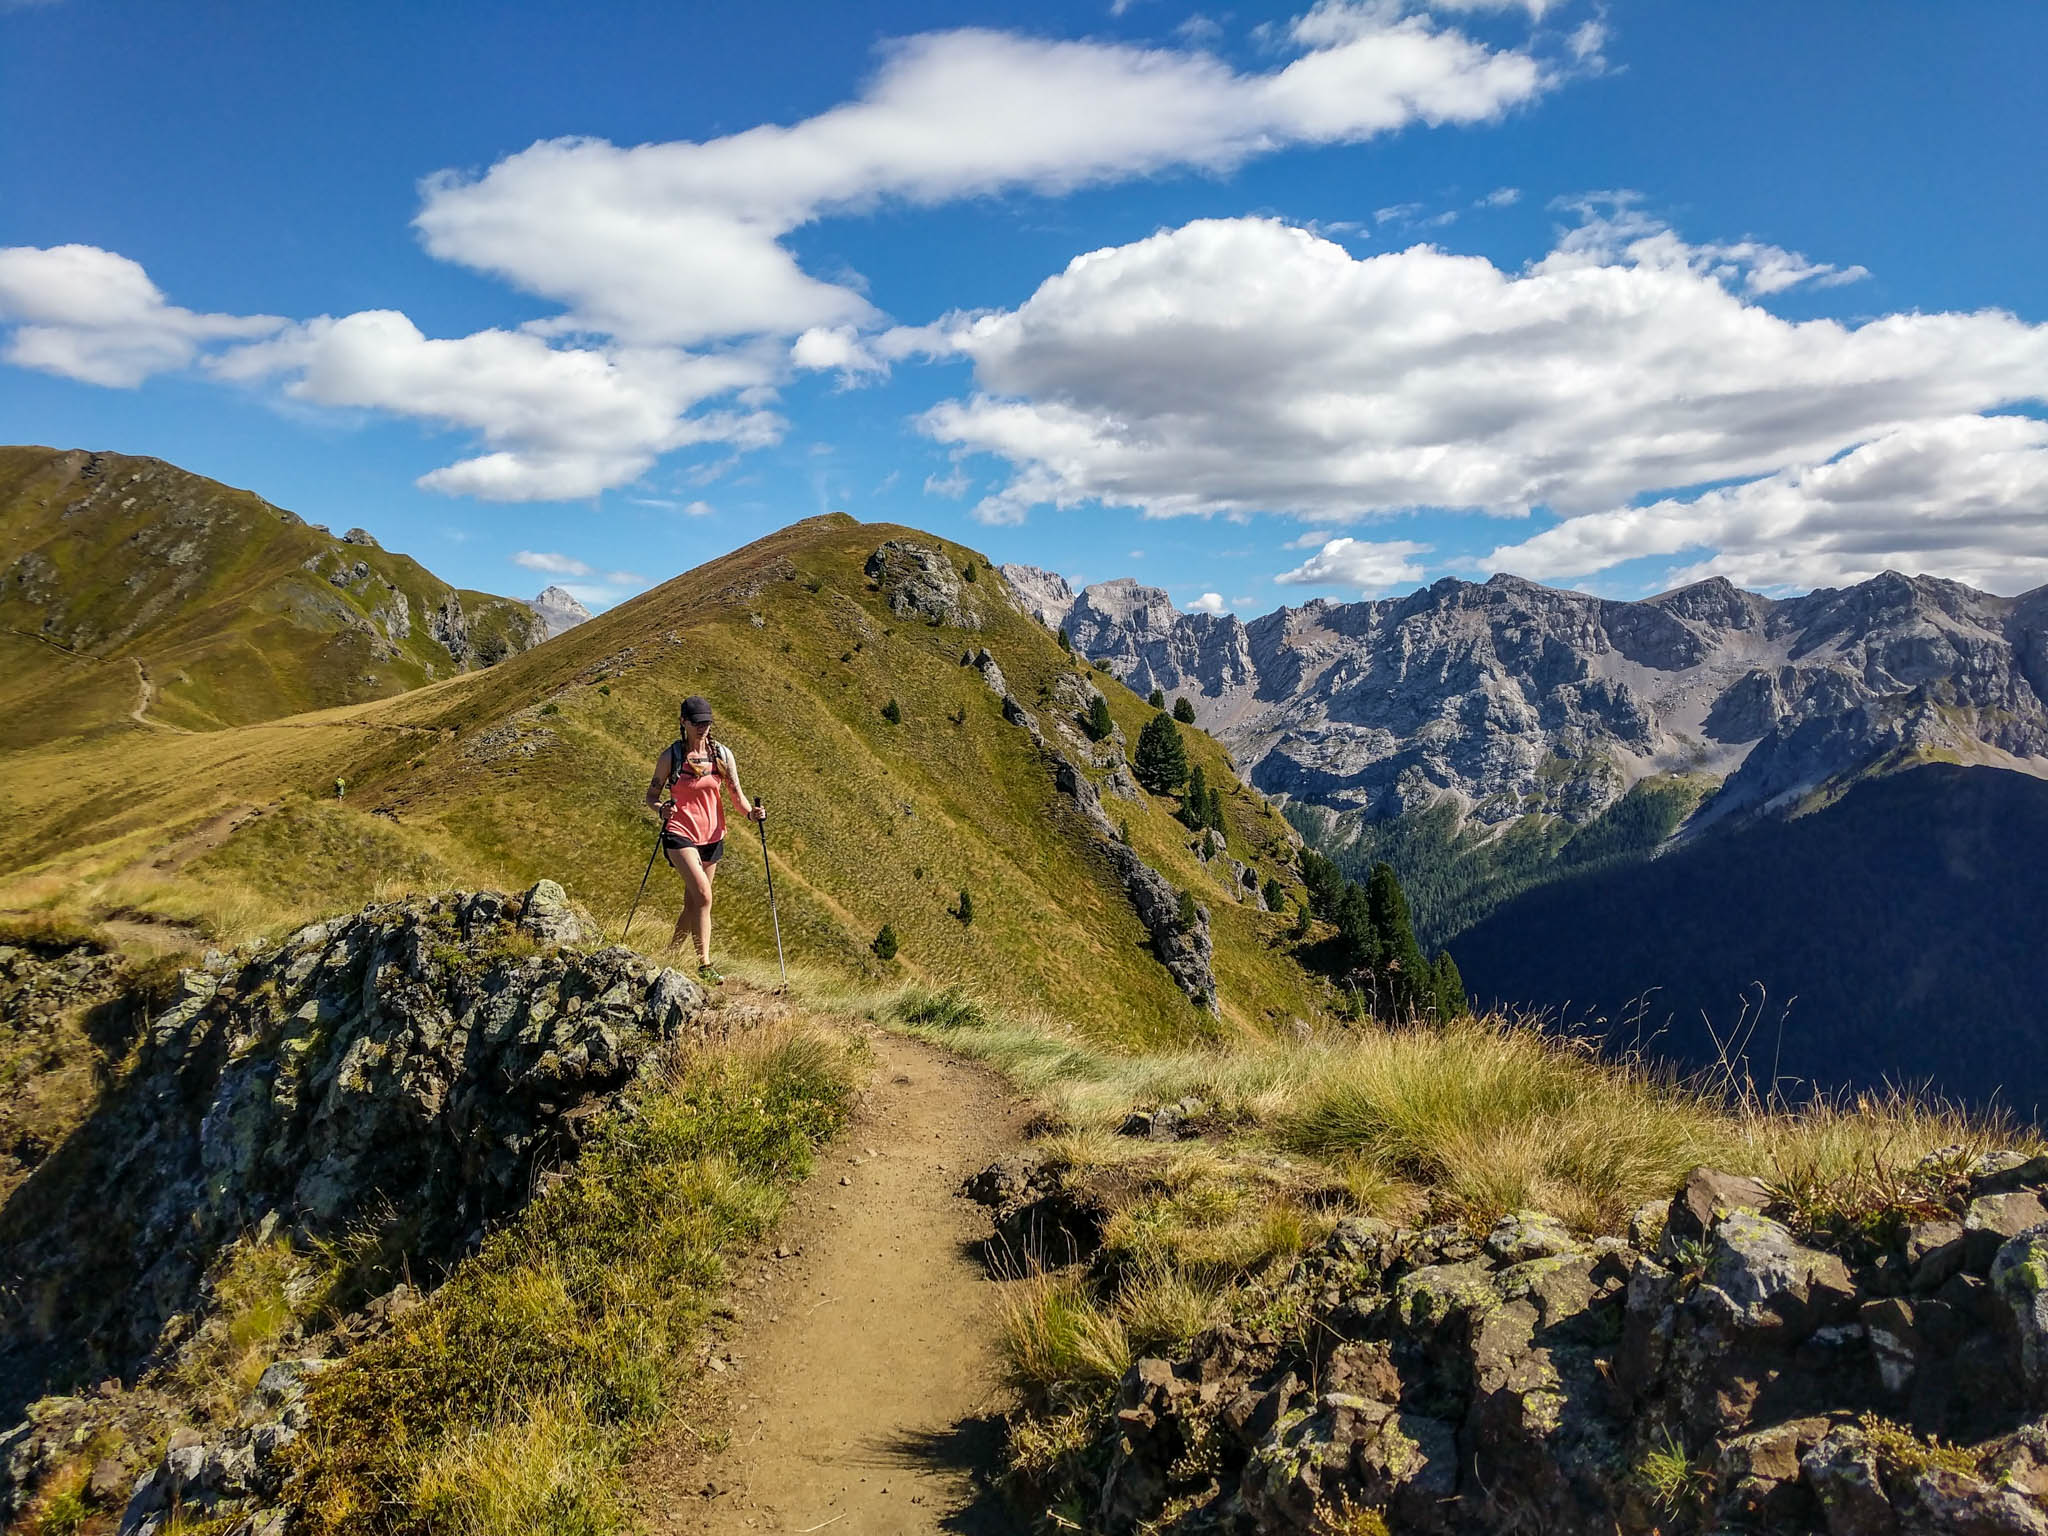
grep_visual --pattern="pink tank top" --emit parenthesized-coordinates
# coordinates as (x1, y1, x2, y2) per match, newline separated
(664, 742, 731, 846)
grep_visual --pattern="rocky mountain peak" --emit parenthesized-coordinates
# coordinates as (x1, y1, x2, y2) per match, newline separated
(1048, 562, 2048, 833)
(997, 562, 1076, 629)
(530, 583, 594, 639)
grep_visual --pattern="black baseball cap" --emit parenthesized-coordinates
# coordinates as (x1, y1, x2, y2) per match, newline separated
(679, 695, 714, 724)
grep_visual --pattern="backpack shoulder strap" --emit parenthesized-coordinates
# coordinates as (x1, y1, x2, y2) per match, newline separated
(664, 739, 685, 790)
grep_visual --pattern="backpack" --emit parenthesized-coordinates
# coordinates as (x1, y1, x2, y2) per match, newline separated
(664, 737, 735, 793)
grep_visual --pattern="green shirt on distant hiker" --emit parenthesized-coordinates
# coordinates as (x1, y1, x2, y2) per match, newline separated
(644, 694, 764, 984)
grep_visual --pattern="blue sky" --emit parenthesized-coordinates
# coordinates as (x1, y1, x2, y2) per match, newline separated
(3, 0, 2045, 615)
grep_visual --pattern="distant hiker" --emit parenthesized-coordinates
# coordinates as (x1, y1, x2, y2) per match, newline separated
(645, 694, 764, 983)
(334, 776, 346, 799)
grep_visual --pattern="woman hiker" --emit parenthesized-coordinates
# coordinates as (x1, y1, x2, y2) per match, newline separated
(645, 694, 764, 984)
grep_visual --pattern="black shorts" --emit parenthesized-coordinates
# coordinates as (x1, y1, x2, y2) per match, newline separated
(662, 830, 723, 865)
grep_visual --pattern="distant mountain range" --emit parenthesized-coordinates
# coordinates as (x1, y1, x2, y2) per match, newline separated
(0, 446, 553, 741)
(1005, 562, 2048, 940)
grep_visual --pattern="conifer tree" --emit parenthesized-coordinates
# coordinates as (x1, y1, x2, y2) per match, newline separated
(1148, 687, 1165, 708)
(1262, 876, 1285, 914)
(1290, 901, 1311, 940)
(1430, 951, 1468, 1020)
(1206, 785, 1225, 832)
(1085, 693, 1115, 742)
(1134, 712, 1189, 794)
(1057, 627, 1072, 651)
(962, 560, 977, 582)
(1335, 882, 1379, 973)
(1176, 889, 1199, 929)
(1299, 850, 1347, 920)
(1173, 695, 1197, 724)
(1181, 764, 1210, 829)
(957, 888, 974, 925)
(872, 924, 899, 961)
(881, 698, 902, 725)
(1367, 862, 1429, 1013)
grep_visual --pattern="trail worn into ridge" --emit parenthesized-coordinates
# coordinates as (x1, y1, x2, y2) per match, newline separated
(635, 1029, 1030, 1536)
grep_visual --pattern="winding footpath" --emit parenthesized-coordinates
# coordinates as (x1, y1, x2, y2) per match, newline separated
(634, 1029, 1031, 1536)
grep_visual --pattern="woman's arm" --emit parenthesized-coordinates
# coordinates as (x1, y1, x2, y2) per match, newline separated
(720, 748, 765, 821)
(645, 747, 673, 813)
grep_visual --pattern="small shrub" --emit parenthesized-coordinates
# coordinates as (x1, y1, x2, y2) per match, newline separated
(963, 560, 978, 582)
(538, 702, 559, 716)
(956, 888, 975, 925)
(881, 699, 902, 725)
(1176, 890, 1199, 930)
(596, 685, 610, 696)
(872, 925, 899, 961)
(1084, 695, 1114, 742)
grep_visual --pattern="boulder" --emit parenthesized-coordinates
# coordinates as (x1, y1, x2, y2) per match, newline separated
(1990, 1228, 2048, 1406)
(1666, 1167, 1775, 1245)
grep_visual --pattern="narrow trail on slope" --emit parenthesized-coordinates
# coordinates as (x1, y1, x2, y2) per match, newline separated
(634, 1028, 1031, 1536)
(128, 658, 192, 733)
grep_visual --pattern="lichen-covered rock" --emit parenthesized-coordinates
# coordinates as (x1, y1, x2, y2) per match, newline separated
(1025, 1168, 2048, 1536)
(0, 884, 712, 1409)
(1992, 1228, 2048, 1407)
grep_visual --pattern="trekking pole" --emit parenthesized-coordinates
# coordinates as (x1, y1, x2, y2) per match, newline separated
(622, 815, 666, 941)
(756, 799, 787, 985)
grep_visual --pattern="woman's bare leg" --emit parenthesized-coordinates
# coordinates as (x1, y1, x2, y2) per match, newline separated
(692, 858, 721, 965)
(666, 845, 713, 958)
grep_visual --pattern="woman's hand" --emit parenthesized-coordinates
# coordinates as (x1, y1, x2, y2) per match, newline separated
(748, 801, 767, 822)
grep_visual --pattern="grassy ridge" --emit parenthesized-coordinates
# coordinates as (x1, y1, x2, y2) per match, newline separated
(0, 446, 540, 744)
(1, 513, 1324, 1045)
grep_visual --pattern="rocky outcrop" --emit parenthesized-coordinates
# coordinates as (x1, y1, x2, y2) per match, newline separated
(865, 539, 980, 630)
(0, 883, 714, 1416)
(528, 583, 593, 640)
(1005, 1158, 2048, 1535)
(1011, 565, 2048, 833)
(1053, 752, 1216, 1011)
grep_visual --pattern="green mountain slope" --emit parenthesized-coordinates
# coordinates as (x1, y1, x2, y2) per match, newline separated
(1, 512, 1323, 1045)
(0, 446, 542, 744)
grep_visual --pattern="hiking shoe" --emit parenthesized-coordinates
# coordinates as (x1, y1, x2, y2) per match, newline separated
(697, 963, 724, 985)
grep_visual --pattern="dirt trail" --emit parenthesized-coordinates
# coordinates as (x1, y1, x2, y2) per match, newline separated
(128, 658, 192, 733)
(635, 1029, 1031, 1536)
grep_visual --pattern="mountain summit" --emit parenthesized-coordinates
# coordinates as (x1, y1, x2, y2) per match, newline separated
(0, 446, 545, 741)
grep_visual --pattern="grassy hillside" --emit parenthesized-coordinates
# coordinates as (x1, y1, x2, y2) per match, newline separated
(0, 446, 541, 744)
(0, 512, 1325, 1045)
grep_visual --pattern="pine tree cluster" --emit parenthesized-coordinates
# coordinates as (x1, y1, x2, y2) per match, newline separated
(1299, 849, 1467, 1022)
(1178, 763, 1227, 835)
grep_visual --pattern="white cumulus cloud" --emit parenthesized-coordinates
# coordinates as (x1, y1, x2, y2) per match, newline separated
(1187, 591, 1229, 614)
(915, 212, 2048, 530)
(411, 12, 1552, 347)
(0, 245, 281, 387)
(212, 311, 784, 501)
(1277, 536, 1432, 593)
(1485, 414, 2048, 595)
